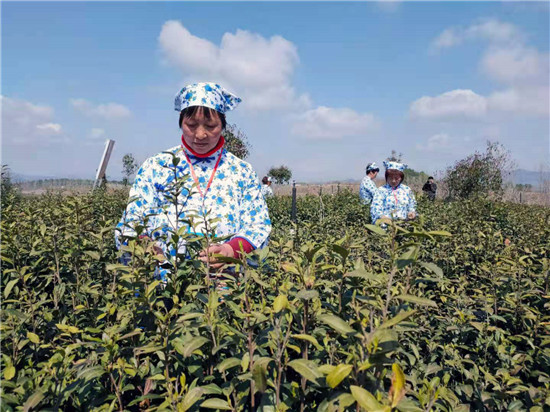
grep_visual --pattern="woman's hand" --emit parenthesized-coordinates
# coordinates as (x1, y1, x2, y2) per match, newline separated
(140, 235, 165, 259)
(199, 243, 235, 270)
(407, 211, 417, 220)
(379, 216, 392, 225)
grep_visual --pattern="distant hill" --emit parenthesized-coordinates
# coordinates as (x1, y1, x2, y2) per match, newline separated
(11, 173, 58, 183)
(511, 169, 550, 187)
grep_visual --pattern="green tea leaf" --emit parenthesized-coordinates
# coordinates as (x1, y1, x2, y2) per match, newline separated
(23, 390, 44, 412)
(292, 334, 323, 350)
(200, 398, 232, 410)
(177, 336, 209, 358)
(27, 332, 40, 344)
(181, 387, 204, 411)
(380, 310, 417, 329)
(4, 279, 18, 299)
(326, 364, 353, 388)
(350, 386, 386, 411)
(273, 294, 289, 313)
(3, 365, 15, 381)
(288, 359, 322, 384)
(217, 357, 241, 372)
(318, 314, 355, 335)
(396, 295, 437, 308)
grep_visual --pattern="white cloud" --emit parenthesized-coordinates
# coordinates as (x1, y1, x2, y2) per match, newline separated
(375, 0, 401, 13)
(425, 19, 549, 119)
(36, 123, 62, 134)
(70, 98, 131, 119)
(488, 86, 549, 117)
(89, 128, 106, 140)
(416, 133, 452, 152)
(431, 19, 523, 51)
(158, 21, 309, 111)
(481, 46, 549, 85)
(290, 106, 379, 139)
(431, 28, 462, 50)
(1, 95, 66, 145)
(410, 89, 488, 120)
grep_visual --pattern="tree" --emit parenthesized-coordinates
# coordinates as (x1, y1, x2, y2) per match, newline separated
(223, 123, 251, 160)
(268, 165, 292, 185)
(443, 141, 514, 200)
(386, 149, 403, 162)
(1, 165, 19, 207)
(122, 154, 139, 186)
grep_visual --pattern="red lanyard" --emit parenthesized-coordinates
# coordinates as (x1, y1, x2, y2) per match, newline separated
(181, 147, 223, 199)
(392, 188, 399, 206)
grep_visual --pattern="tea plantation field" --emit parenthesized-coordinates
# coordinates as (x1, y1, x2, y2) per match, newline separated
(1, 190, 549, 411)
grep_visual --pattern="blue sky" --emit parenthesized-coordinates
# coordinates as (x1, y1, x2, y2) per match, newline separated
(2, 1, 549, 182)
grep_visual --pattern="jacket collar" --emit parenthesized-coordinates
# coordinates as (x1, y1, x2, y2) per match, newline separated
(181, 135, 225, 159)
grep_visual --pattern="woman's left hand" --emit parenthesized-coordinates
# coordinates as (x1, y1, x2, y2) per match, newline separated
(407, 211, 417, 220)
(199, 243, 235, 269)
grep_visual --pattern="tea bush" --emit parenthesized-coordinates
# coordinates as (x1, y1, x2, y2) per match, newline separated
(1, 187, 549, 411)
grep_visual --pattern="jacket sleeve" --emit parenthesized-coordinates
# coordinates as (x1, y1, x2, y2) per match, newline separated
(115, 158, 158, 249)
(370, 189, 384, 223)
(234, 168, 272, 249)
(407, 187, 417, 215)
(359, 178, 369, 204)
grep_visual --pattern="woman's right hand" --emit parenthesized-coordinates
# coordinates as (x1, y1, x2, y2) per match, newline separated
(139, 235, 165, 259)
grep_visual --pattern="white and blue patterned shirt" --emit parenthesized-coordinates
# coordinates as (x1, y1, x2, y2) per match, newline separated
(370, 183, 417, 223)
(116, 144, 271, 255)
(359, 176, 378, 205)
(261, 184, 274, 198)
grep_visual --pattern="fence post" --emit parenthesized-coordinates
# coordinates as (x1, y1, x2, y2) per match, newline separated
(519, 192, 523, 204)
(319, 185, 322, 196)
(337, 183, 340, 194)
(291, 180, 297, 223)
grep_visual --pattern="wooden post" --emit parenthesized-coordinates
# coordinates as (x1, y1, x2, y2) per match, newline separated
(519, 192, 523, 204)
(291, 180, 297, 223)
(319, 185, 322, 196)
(337, 183, 340, 194)
(93, 139, 115, 189)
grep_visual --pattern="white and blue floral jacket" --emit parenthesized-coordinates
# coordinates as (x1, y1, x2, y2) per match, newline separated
(115, 143, 271, 256)
(359, 176, 378, 205)
(370, 183, 417, 223)
(261, 184, 274, 198)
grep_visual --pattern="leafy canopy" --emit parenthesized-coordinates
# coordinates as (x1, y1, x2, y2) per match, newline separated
(268, 165, 292, 184)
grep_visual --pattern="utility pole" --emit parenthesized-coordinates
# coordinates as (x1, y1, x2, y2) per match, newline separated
(291, 180, 297, 223)
(93, 139, 115, 189)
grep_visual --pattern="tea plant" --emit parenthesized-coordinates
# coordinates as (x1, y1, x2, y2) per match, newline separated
(1, 186, 549, 411)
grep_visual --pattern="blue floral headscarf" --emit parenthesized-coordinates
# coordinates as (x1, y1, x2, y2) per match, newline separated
(383, 160, 407, 172)
(174, 82, 241, 114)
(366, 162, 379, 173)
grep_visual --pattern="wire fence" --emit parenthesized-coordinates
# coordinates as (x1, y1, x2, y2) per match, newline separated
(272, 180, 550, 207)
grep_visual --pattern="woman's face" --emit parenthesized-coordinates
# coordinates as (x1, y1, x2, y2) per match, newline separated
(181, 107, 223, 154)
(387, 173, 402, 188)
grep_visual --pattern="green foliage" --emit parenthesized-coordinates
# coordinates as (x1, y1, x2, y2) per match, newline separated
(122, 153, 139, 186)
(223, 124, 251, 160)
(404, 169, 429, 182)
(515, 183, 533, 191)
(1, 181, 549, 411)
(386, 150, 403, 163)
(269, 165, 292, 185)
(444, 141, 513, 200)
(1, 165, 19, 208)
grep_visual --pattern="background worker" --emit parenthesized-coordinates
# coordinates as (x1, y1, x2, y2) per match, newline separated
(422, 176, 437, 201)
(359, 162, 380, 205)
(261, 176, 274, 198)
(371, 161, 417, 224)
